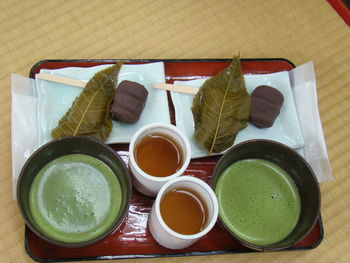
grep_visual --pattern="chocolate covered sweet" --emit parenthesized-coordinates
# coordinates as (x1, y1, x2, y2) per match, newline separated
(110, 80, 148, 123)
(249, 85, 284, 128)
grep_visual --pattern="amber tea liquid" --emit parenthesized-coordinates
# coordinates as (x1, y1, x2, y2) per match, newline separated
(134, 133, 183, 177)
(160, 187, 207, 235)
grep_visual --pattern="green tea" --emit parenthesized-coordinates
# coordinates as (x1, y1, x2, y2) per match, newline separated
(29, 154, 122, 243)
(215, 159, 301, 246)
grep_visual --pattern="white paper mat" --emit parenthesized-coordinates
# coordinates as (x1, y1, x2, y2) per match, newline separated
(290, 62, 332, 182)
(11, 74, 38, 200)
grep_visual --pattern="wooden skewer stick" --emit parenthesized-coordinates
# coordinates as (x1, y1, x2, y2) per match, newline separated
(153, 83, 198, 95)
(36, 73, 87, 88)
(36, 73, 199, 95)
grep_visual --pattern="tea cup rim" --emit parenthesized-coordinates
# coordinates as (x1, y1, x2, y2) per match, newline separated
(153, 176, 219, 240)
(129, 123, 191, 182)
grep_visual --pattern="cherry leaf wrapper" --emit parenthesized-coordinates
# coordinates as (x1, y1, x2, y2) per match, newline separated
(51, 61, 123, 141)
(191, 57, 251, 154)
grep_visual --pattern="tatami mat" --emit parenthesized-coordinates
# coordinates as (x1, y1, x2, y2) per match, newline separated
(1, 0, 349, 262)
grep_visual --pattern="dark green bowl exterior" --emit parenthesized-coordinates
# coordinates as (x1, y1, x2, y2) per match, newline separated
(16, 136, 132, 248)
(212, 139, 321, 252)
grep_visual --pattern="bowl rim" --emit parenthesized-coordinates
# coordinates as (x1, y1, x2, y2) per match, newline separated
(16, 136, 132, 248)
(211, 139, 321, 251)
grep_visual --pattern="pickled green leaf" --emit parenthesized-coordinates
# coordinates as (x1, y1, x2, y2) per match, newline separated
(51, 61, 124, 141)
(191, 56, 251, 154)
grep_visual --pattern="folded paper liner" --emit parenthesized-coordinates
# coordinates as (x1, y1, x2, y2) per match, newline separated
(290, 62, 332, 182)
(11, 61, 332, 199)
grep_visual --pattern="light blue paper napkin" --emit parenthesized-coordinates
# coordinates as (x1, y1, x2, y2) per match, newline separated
(35, 62, 170, 146)
(171, 71, 304, 158)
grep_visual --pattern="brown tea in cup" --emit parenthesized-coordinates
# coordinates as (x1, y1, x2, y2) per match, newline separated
(160, 187, 208, 235)
(134, 133, 183, 177)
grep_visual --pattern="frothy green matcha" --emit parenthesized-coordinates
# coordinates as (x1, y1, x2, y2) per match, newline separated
(215, 159, 300, 246)
(29, 154, 122, 243)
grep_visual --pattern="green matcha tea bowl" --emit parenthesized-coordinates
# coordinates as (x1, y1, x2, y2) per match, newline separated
(212, 139, 320, 252)
(17, 136, 132, 248)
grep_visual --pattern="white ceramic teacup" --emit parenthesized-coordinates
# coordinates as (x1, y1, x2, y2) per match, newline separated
(148, 176, 219, 250)
(129, 123, 191, 197)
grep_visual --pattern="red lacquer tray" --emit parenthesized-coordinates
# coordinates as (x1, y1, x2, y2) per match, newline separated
(26, 59, 323, 262)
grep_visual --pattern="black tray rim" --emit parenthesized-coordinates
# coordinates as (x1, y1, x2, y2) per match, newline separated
(29, 58, 296, 78)
(25, 215, 324, 262)
(25, 58, 323, 262)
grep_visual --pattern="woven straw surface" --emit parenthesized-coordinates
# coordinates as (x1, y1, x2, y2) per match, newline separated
(1, 0, 349, 262)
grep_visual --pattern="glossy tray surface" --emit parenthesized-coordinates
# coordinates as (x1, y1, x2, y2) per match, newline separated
(26, 59, 323, 262)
